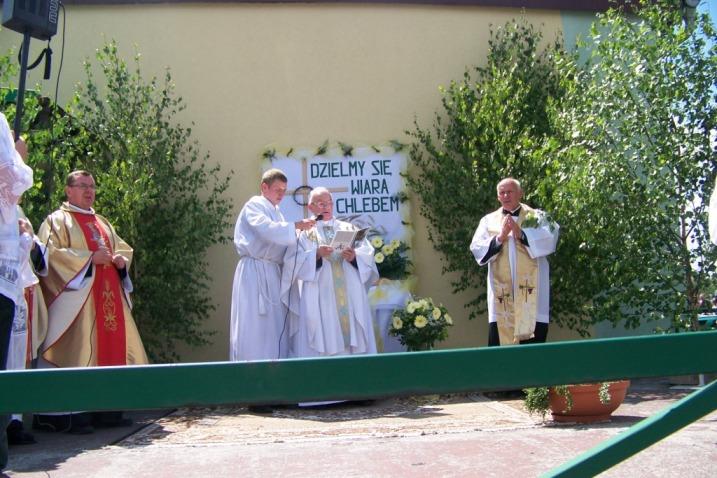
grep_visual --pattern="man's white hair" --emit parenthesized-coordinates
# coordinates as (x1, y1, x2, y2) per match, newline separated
(496, 177, 522, 192)
(309, 186, 332, 203)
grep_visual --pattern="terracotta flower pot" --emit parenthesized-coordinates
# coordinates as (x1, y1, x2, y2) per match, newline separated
(549, 380, 630, 423)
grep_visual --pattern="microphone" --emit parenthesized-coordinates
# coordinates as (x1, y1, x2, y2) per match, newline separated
(314, 214, 324, 221)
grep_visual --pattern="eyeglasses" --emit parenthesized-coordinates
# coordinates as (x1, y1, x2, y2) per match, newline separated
(311, 201, 333, 209)
(70, 184, 96, 190)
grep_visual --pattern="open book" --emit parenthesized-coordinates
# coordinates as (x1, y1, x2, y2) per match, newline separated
(330, 227, 370, 251)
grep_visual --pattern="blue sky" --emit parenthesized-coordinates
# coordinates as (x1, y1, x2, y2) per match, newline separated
(700, 0, 717, 34)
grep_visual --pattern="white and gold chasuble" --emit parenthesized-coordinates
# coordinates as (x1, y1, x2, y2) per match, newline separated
(37, 203, 148, 368)
(484, 206, 539, 344)
(470, 203, 560, 345)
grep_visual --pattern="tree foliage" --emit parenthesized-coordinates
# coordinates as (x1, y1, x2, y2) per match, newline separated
(2, 41, 234, 362)
(406, 18, 569, 324)
(407, 2, 717, 335)
(550, 0, 717, 332)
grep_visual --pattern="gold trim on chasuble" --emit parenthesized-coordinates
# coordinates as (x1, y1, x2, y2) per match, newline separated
(486, 206, 539, 345)
(318, 225, 351, 349)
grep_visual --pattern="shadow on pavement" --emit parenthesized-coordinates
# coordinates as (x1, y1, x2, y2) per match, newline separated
(7, 410, 172, 474)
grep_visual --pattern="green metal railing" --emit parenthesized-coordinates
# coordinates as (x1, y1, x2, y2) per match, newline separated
(545, 379, 717, 477)
(1, 330, 716, 475)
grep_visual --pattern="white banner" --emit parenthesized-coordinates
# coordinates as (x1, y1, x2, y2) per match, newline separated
(267, 145, 410, 242)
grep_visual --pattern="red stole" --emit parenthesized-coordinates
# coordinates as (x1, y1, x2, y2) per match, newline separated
(24, 287, 33, 367)
(72, 212, 127, 366)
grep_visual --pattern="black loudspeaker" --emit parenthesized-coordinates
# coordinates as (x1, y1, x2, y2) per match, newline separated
(2, 0, 59, 41)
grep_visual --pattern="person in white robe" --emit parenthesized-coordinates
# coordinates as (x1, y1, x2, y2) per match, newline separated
(6, 208, 47, 445)
(282, 187, 379, 361)
(229, 168, 315, 363)
(470, 178, 559, 346)
(0, 113, 32, 471)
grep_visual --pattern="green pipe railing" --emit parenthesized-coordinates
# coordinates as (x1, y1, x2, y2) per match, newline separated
(1, 330, 715, 475)
(545, 378, 717, 477)
(1, 331, 715, 413)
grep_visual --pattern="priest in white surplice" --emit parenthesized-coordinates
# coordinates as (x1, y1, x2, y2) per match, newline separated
(229, 169, 315, 363)
(470, 178, 559, 346)
(0, 113, 32, 472)
(282, 187, 379, 359)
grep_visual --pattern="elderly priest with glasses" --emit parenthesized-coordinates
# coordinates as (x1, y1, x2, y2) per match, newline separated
(470, 177, 559, 348)
(281, 187, 379, 365)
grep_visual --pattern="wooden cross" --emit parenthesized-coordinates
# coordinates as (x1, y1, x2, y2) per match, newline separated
(285, 156, 349, 218)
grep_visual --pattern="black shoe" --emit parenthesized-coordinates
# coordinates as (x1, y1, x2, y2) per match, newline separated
(7, 420, 36, 445)
(67, 413, 94, 435)
(107, 418, 133, 427)
(483, 390, 524, 399)
(349, 399, 375, 407)
(93, 418, 133, 428)
(68, 424, 95, 435)
(483, 391, 509, 399)
(92, 411, 133, 428)
(32, 414, 71, 432)
(247, 405, 274, 414)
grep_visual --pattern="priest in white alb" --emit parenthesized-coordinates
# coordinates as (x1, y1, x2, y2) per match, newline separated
(6, 208, 47, 445)
(470, 178, 559, 346)
(229, 169, 315, 363)
(0, 113, 32, 470)
(282, 187, 378, 360)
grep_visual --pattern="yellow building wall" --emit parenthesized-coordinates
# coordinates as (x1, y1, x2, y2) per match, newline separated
(0, 3, 583, 362)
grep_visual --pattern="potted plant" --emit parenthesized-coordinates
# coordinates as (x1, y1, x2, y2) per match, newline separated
(523, 380, 630, 423)
(389, 297, 453, 351)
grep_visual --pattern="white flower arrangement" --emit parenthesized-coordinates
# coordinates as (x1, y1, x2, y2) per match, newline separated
(389, 296, 453, 351)
(521, 209, 557, 231)
(370, 235, 412, 280)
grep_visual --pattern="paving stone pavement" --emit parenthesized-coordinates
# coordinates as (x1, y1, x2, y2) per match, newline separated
(4, 378, 716, 477)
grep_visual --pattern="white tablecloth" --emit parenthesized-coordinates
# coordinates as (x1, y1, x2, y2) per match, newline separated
(369, 279, 411, 353)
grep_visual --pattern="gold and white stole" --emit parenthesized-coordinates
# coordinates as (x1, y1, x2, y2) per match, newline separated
(485, 206, 539, 345)
(315, 222, 351, 348)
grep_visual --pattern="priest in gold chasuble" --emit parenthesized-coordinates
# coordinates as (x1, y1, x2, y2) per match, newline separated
(470, 178, 559, 346)
(37, 171, 147, 369)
